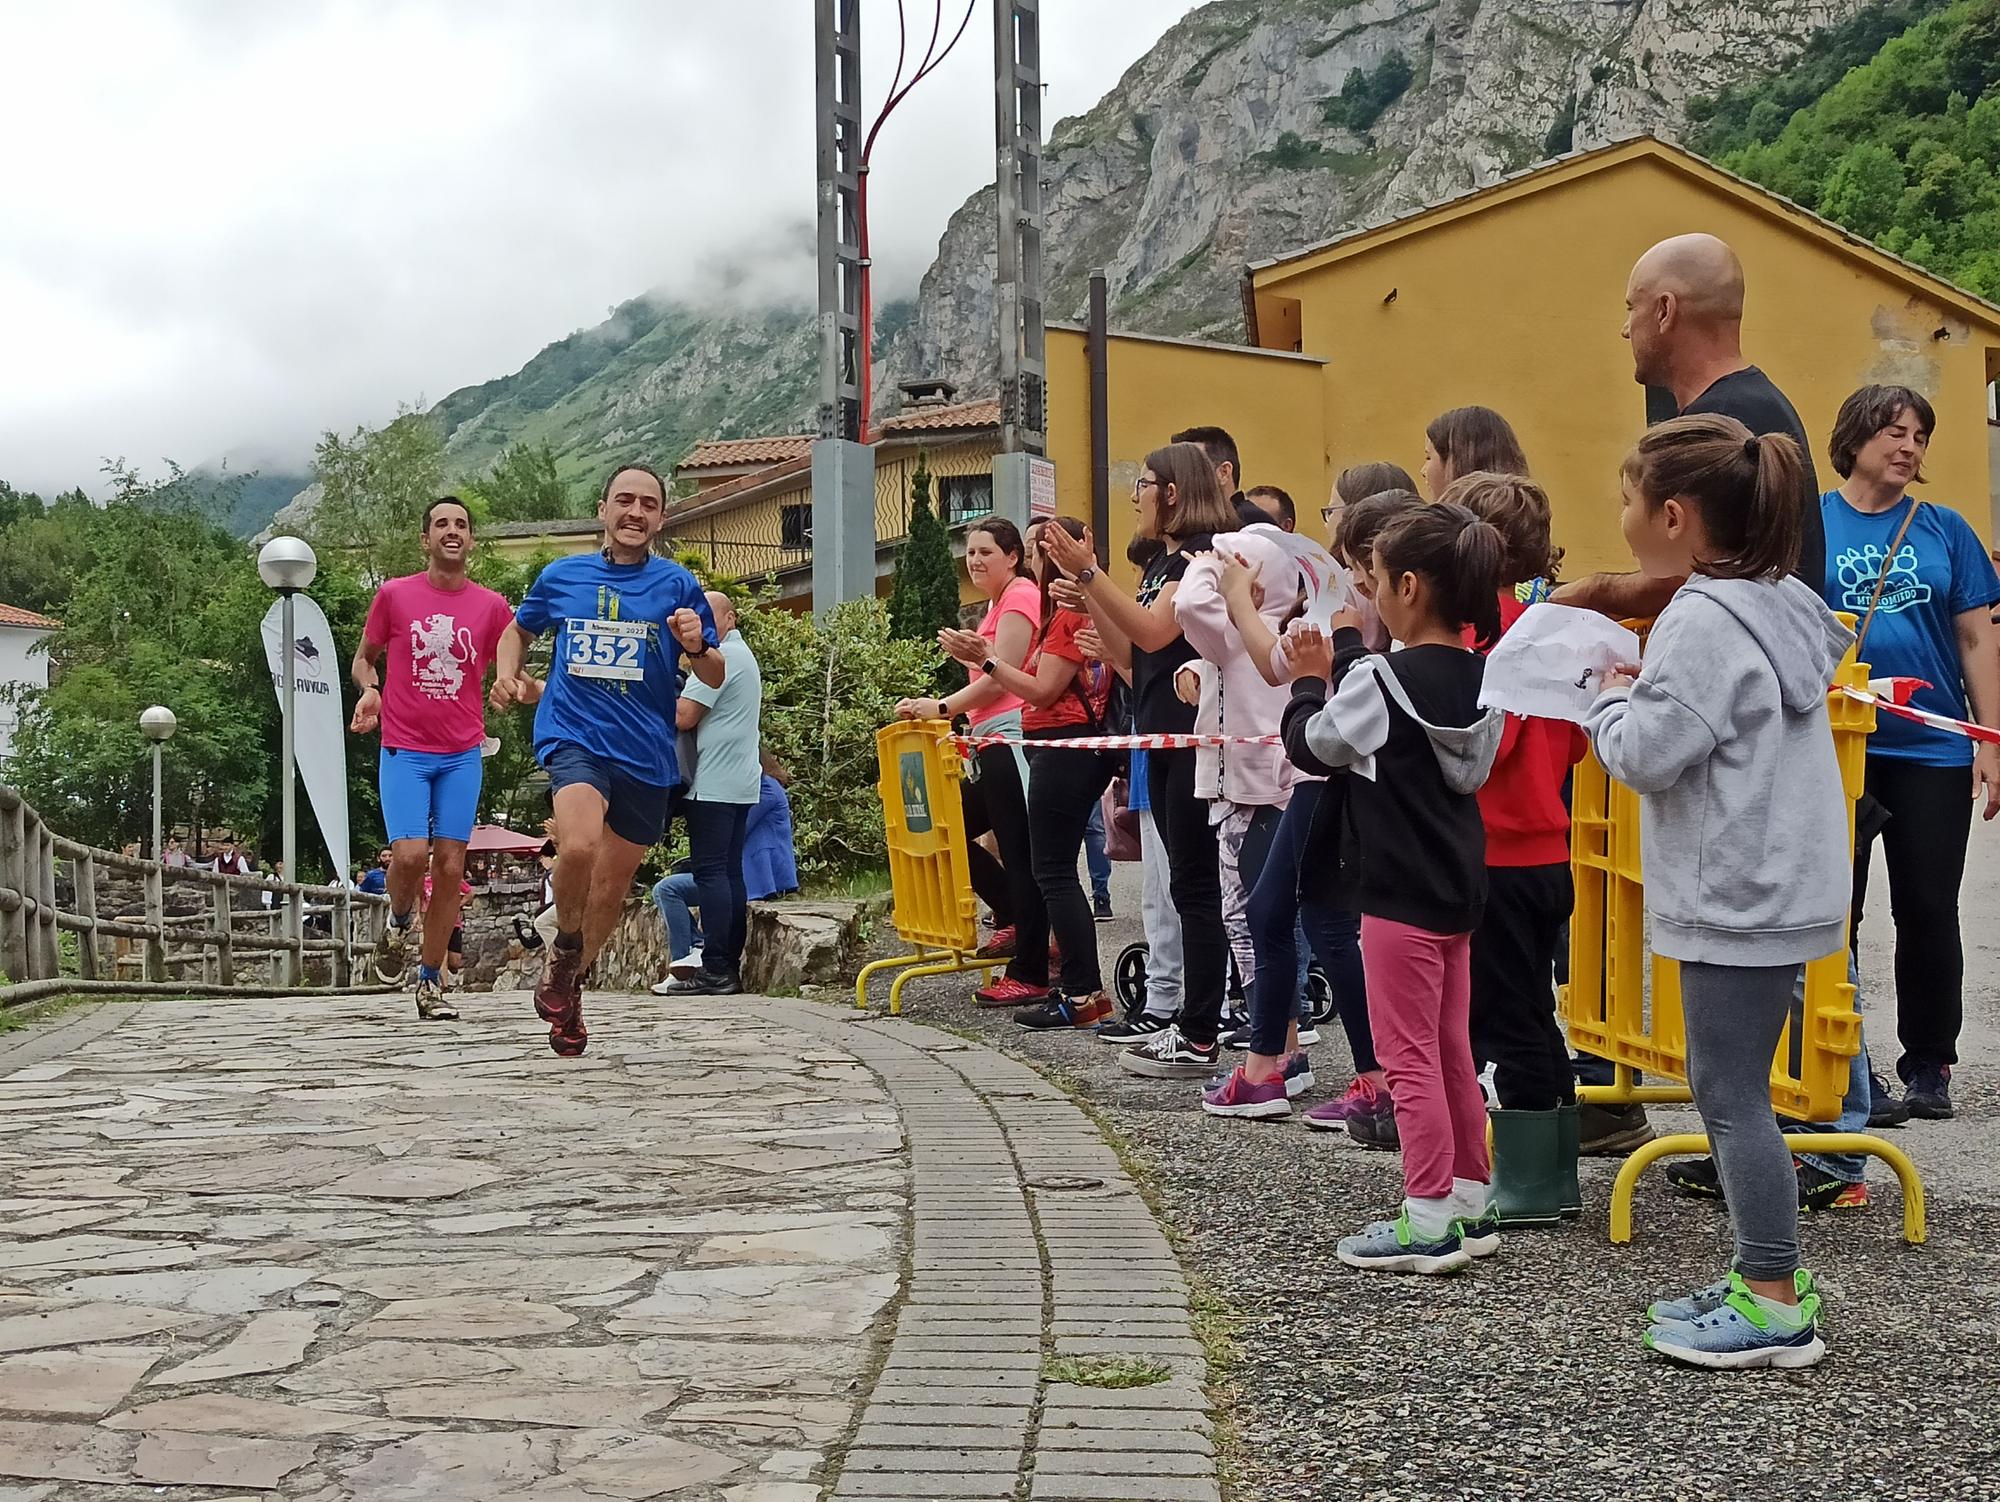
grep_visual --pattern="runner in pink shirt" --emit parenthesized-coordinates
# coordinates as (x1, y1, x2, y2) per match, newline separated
(349, 497, 513, 1021)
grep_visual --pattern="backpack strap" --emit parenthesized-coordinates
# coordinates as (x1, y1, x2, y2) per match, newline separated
(1852, 500, 1922, 664)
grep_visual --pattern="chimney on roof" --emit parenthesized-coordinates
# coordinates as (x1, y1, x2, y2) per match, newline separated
(897, 377, 958, 409)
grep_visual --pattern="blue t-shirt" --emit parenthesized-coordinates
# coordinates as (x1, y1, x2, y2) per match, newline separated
(515, 552, 719, 788)
(1820, 491, 2000, 766)
(358, 868, 388, 895)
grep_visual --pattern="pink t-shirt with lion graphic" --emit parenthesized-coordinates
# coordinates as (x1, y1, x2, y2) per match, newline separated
(363, 574, 514, 754)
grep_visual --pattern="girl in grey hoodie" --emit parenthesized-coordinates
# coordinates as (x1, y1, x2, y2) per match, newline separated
(1585, 414, 1852, 1372)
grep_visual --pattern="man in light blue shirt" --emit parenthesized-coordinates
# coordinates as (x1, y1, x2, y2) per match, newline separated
(666, 590, 763, 995)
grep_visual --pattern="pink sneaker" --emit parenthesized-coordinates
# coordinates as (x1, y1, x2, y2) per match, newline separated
(1201, 1067, 1292, 1120)
(974, 975, 1051, 1008)
(1302, 1075, 1380, 1132)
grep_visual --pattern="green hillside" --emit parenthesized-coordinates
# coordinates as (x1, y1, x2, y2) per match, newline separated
(1693, 0, 2000, 300)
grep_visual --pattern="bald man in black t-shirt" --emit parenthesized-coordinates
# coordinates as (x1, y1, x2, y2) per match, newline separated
(1557, 233, 1823, 617)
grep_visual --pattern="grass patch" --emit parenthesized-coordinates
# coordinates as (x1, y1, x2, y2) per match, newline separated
(802, 866, 893, 901)
(1042, 1353, 1171, 1389)
(0, 993, 99, 1033)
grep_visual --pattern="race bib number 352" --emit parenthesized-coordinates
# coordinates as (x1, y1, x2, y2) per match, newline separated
(564, 618, 648, 681)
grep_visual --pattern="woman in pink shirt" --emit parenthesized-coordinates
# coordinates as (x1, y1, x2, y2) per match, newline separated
(895, 519, 1050, 1005)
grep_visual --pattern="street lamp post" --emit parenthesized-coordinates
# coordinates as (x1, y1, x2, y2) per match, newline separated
(257, 536, 317, 985)
(139, 706, 177, 863)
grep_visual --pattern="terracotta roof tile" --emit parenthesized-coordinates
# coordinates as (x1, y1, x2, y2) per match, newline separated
(681, 435, 816, 470)
(0, 603, 58, 630)
(878, 397, 1002, 434)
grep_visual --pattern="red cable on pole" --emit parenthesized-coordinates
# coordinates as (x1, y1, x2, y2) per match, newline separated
(856, 0, 976, 443)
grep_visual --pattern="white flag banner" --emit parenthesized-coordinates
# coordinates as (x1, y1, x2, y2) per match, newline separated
(260, 595, 351, 882)
(1239, 522, 1356, 629)
(1478, 603, 1644, 725)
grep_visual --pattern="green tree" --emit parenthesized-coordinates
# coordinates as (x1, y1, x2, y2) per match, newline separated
(308, 408, 447, 577)
(1819, 142, 1906, 239)
(886, 453, 961, 664)
(1321, 52, 1413, 133)
(478, 441, 576, 523)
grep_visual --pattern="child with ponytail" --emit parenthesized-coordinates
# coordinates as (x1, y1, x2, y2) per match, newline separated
(1281, 503, 1505, 1274)
(1586, 414, 1850, 1368)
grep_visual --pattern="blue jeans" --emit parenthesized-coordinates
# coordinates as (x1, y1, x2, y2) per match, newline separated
(1798, 952, 1872, 1184)
(687, 798, 751, 977)
(652, 872, 703, 961)
(1083, 802, 1111, 904)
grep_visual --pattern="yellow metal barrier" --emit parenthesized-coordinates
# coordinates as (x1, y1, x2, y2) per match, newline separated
(1561, 626, 1925, 1244)
(856, 720, 1002, 1014)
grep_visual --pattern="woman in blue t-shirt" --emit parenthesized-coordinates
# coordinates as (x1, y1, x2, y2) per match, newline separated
(1820, 384, 2000, 1120)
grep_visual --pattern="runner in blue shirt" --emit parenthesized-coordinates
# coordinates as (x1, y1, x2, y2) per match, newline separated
(490, 462, 722, 1056)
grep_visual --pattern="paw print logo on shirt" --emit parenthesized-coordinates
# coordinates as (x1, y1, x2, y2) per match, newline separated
(1835, 543, 1930, 615)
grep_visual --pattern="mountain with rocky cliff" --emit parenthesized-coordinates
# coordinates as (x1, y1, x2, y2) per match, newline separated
(432, 0, 1872, 487)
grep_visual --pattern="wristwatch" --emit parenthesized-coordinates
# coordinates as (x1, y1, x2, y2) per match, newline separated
(979, 658, 999, 677)
(1075, 566, 1098, 587)
(934, 698, 951, 718)
(686, 641, 710, 659)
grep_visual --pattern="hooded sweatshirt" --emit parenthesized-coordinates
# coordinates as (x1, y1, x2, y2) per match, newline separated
(1584, 573, 1853, 967)
(1291, 632, 1503, 934)
(1174, 533, 1303, 807)
(1470, 591, 1589, 867)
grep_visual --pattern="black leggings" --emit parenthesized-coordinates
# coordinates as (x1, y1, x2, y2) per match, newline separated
(1469, 862, 1575, 1110)
(1026, 737, 1118, 996)
(1148, 748, 1225, 1046)
(1245, 781, 1373, 1066)
(1852, 755, 1974, 1075)
(963, 742, 1046, 985)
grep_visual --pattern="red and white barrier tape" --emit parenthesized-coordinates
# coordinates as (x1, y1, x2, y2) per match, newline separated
(1841, 678, 2000, 746)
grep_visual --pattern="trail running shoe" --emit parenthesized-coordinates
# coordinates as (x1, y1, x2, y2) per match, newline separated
(1015, 991, 1112, 1030)
(371, 918, 412, 985)
(1644, 1277, 1825, 1370)
(975, 975, 1050, 1008)
(975, 926, 1017, 961)
(550, 999, 588, 1058)
(1093, 894, 1115, 922)
(1665, 1156, 1725, 1200)
(1336, 1212, 1471, 1275)
(1302, 1076, 1382, 1130)
(1867, 1071, 1910, 1128)
(1200, 1067, 1292, 1120)
(1649, 1268, 1815, 1326)
(1796, 1161, 1869, 1212)
(1453, 1206, 1501, 1259)
(535, 942, 585, 1056)
(1096, 1012, 1172, 1045)
(1903, 1065, 1953, 1120)
(1117, 1022, 1220, 1080)
(413, 975, 459, 1022)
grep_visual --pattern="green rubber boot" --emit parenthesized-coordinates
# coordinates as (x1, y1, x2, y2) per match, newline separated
(1556, 1102, 1583, 1219)
(1489, 1108, 1568, 1227)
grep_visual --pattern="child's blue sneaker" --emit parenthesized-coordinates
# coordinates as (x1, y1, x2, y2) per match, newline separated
(1644, 1277, 1826, 1370)
(1451, 1206, 1500, 1259)
(1336, 1212, 1471, 1275)
(1648, 1268, 1814, 1325)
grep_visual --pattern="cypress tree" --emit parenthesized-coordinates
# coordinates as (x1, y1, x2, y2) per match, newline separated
(887, 451, 962, 651)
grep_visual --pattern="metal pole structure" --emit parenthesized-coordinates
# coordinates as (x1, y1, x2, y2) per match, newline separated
(280, 589, 299, 986)
(1087, 269, 1110, 562)
(811, 0, 877, 612)
(151, 744, 163, 862)
(991, 0, 1049, 527)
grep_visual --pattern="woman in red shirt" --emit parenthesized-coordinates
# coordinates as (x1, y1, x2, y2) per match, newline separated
(943, 516, 1114, 1030)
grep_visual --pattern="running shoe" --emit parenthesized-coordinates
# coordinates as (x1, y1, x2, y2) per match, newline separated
(371, 917, 412, 986)
(550, 999, 587, 1058)
(1903, 1065, 1953, 1120)
(1867, 1070, 1910, 1128)
(1796, 1161, 1869, 1212)
(1650, 1268, 1815, 1326)
(1096, 1013, 1172, 1045)
(535, 941, 586, 1057)
(974, 975, 1050, 1008)
(975, 926, 1017, 961)
(1336, 1212, 1470, 1275)
(1344, 1093, 1400, 1150)
(1199, 1053, 1311, 1097)
(1453, 1206, 1500, 1259)
(665, 969, 743, 996)
(1664, 1156, 1725, 1200)
(1200, 1067, 1292, 1120)
(1093, 894, 1115, 922)
(1221, 1022, 1322, 1051)
(413, 974, 458, 1022)
(1577, 1102, 1655, 1156)
(1015, 991, 1112, 1031)
(1644, 1277, 1825, 1370)
(1118, 1023, 1220, 1080)
(1303, 1075, 1382, 1127)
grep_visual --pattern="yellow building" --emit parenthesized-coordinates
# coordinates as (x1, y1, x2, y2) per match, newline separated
(1247, 135, 2000, 571)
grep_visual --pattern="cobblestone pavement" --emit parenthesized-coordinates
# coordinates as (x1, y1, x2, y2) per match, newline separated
(0, 992, 1215, 1501)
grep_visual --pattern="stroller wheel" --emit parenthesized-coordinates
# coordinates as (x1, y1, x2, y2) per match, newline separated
(1114, 941, 1149, 1017)
(1305, 964, 1336, 1025)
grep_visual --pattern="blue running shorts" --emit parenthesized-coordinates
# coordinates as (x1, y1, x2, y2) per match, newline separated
(379, 746, 484, 845)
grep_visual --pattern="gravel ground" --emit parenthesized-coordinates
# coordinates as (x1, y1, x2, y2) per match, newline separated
(871, 833, 2000, 1501)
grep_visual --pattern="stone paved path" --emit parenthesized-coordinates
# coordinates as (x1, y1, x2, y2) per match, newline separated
(0, 993, 1215, 1501)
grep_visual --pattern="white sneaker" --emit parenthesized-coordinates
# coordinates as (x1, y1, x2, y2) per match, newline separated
(671, 947, 705, 976)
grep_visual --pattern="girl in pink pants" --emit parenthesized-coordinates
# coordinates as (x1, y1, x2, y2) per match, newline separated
(1280, 501, 1506, 1274)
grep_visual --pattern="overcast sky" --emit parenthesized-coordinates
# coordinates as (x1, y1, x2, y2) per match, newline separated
(0, 1, 1193, 495)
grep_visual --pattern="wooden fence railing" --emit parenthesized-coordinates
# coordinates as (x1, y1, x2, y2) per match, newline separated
(0, 783, 391, 1006)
